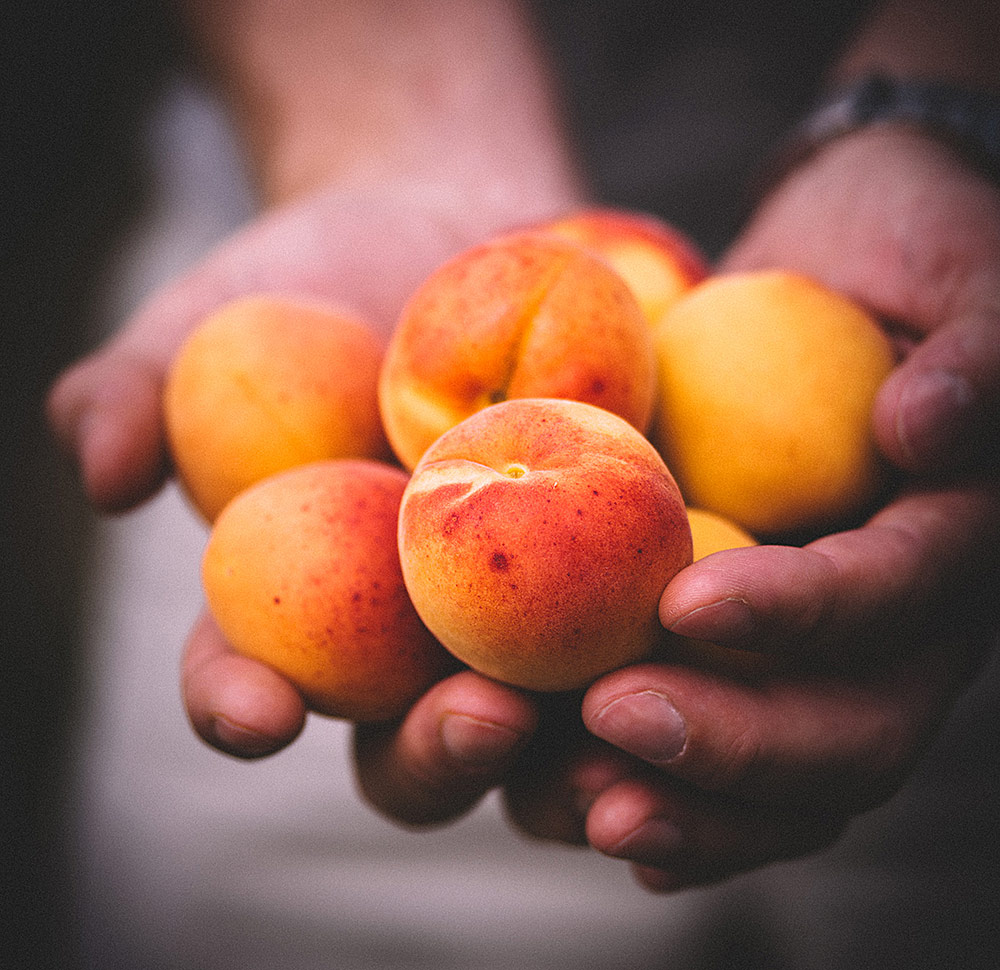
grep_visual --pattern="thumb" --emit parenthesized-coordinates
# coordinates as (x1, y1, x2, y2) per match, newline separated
(46, 263, 225, 513)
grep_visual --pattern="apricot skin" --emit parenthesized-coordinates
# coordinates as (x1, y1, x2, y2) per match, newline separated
(202, 460, 453, 722)
(687, 507, 757, 559)
(398, 399, 692, 692)
(653, 271, 895, 537)
(536, 207, 709, 325)
(165, 295, 390, 521)
(378, 232, 657, 470)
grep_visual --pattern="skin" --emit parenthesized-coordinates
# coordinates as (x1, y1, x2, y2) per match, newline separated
(47, 0, 1000, 889)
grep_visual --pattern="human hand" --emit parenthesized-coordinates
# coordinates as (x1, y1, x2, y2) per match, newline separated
(502, 126, 1000, 890)
(47, 183, 561, 807)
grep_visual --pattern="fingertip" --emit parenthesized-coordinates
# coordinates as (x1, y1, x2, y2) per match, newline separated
(47, 350, 171, 512)
(657, 548, 768, 648)
(196, 657, 308, 759)
(438, 711, 526, 767)
(438, 670, 540, 738)
(424, 670, 540, 779)
(630, 864, 686, 893)
(353, 671, 539, 826)
(585, 780, 683, 866)
(183, 615, 307, 759)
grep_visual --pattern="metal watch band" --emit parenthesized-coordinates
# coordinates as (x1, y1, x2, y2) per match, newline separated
(759, 74, 1000, 195)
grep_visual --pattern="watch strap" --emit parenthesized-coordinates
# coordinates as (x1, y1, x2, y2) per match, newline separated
(760, 74, 1000, 195)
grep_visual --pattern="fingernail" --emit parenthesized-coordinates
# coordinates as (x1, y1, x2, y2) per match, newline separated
(211, 715, 280, 757)
(897, 369, 975, 466)
(589, 691, 686, 765)
(440, 714, 522, 766)
(666, 597, 755, 643)
(607, 818, 685, 860)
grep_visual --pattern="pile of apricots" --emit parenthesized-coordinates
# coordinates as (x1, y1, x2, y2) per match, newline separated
(165, 208, 894, 718)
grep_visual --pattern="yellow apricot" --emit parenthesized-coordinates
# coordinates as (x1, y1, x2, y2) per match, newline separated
(687, 507, 758, 559)
(653, 271, 895, 537)
(165, 295, 390, 521)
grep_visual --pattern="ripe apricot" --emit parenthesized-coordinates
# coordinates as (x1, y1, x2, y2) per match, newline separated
(537, 207, 709, 325)
(165, 295, 389, 521)
(653, 271, 895, 536)
(398, 398, 692, 692)
(378, 232, 656, 470)
(202, 460, 453, 722)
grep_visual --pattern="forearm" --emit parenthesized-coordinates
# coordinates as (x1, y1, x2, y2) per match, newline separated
(830, 0, 1000, 89)
(177, 0, 584, 212)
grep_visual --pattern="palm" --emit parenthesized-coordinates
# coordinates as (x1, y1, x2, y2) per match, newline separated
(48, 184, 519, 512)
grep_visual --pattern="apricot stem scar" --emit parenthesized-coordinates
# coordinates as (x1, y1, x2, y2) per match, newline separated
(504, 463, 528, 479)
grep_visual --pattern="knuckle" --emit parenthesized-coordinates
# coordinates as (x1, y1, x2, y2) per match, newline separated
(690, 722, 768, 794)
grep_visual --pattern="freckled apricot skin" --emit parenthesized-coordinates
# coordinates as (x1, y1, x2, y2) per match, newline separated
(653, 271, 895, 537)
(202, 460, 453, 722)
(378, 232, 656, 470)
(535, 207, 710, 326)
(398, 399, 692, 692)
(165, 295, 390, 522)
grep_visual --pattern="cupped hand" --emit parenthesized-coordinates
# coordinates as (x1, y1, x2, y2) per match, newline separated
(47, 182, 531, 512)
(47, 182, 563, 827)
(504, 126, 1000, 890)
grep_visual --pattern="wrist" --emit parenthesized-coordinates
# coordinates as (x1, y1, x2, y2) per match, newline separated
(179, 0, 586, 214)
(758, 74, 1000, 201)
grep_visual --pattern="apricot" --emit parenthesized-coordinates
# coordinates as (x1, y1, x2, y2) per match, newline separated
(164, 295, 390, 521)
(687, 507, 758, 560)
(652, 271, 895, 537)
(202, 459, 453, 721)
(378, 232, 657, 470)
(536, 207, 709, 325)
(397, 398, 692, 692)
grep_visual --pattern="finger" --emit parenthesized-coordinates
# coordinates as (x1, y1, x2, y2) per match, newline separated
(181, 610, 307, 758)
(720, 127, 1000, 477)
(582, 647, 963, 812)
(872, 298, 1000, 473)
(585, 777, 844, 892)
(502, 701, 638, 845)
(46, 345, 172, 512)
(658, 482, 1000, 662)
(352, 670, 539, 828)
(45, 260, 250, 512)
(45, 188, 470, 513)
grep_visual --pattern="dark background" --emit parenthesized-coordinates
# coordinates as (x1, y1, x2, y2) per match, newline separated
(3, 4, 178, 966)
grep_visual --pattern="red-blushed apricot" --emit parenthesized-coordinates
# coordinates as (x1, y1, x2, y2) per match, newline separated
(397, 398, 692, 692)
(202, 459, 453, 722)
(378, 232, 657, 470)
(653, 271, 896, 537)
(165, 295, 390, 521)
(535, 207, 710, 325)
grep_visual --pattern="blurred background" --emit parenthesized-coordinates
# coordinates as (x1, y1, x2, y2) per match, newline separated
(3, 4, 176, 965)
